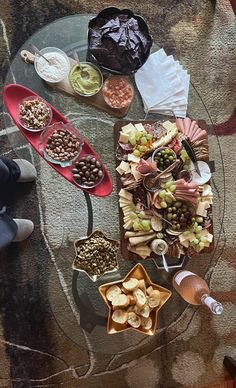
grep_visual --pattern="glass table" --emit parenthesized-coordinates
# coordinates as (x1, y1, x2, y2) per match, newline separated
(3, 14, 225, 355)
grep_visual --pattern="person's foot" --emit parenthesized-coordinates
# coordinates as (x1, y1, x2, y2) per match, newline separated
(12, 219, 34, 242)
(14, 159, 37, 183)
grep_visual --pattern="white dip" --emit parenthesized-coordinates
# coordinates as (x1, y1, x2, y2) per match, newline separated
(36, 52, 70, 82)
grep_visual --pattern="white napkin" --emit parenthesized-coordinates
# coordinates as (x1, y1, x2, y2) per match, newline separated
(135, 48, 190, 117)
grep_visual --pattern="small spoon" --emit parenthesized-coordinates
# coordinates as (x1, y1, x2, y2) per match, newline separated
(29, 43, 51, 65)
(72, 49, 89, 80)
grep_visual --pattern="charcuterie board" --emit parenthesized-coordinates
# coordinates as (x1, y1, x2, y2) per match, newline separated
(3, 83, 113, 197)
(114, 119, 214, 262)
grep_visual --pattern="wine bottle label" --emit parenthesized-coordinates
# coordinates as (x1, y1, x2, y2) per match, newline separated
(174, 271, 196, 286)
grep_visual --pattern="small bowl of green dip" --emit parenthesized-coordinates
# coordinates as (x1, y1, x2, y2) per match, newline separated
(69, 62, 103, 97)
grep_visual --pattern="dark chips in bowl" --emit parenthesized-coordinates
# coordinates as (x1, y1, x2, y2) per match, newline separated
(87, 7, 153, 75)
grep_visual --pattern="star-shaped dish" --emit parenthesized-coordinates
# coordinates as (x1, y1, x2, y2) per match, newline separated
(99, 263, 172, 335)
(72, 230, 120, 282)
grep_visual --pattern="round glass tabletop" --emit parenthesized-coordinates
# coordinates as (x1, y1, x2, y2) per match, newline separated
(3, 14, 225, 355)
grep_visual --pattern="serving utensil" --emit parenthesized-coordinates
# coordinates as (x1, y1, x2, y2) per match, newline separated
(143, 159, 180, 192)
(29, 43, 51, 65)
(72, 49, 89, 80)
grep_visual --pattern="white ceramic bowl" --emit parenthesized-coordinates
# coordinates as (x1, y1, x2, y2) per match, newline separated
(34, 47, 70, 83)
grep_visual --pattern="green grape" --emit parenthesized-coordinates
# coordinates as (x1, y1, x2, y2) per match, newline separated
(141, 220, 151, 231)
(167, 213, 173, 220)
(181, 150, 188, 158)
(159, 190, 167, 199)
(129, 135, 136, 146)
(146, 133, 152, 140)
(165, 180, 173, 189)
(133, 221, 140, 231)
(139, 145, 148, 152)
(143, 224, 151, 232)
(160, 201, 167, 208)
(196, 225, 203, 233)
(196, 216, 204, 223)
(156, 232, 164, 239)
(169, 184, 176, 192)
(138, 211, 145, 219)
(135, 131, 142, 140)
(133, 149, 140, 157)
(140, 136, 147, 145)
(193, 238, 199, 245)
(165, 195, 173, 204)
(130, 212, 138, 220)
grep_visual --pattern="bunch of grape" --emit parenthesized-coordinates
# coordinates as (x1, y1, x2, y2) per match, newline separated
(166, 200, 195, 231)
(130, 210, 151, 232)
(189, 218, 207, 252)
(158, 180, 176, 208)
(129, 130, 153, 157)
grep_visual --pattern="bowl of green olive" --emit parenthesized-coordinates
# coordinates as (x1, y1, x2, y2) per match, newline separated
(152, 147, 176, 172)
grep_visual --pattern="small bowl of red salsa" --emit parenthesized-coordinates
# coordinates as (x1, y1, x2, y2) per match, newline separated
(102, 76, 134, 109)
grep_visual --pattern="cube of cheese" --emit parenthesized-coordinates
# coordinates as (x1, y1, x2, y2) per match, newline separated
(121, 123, 136, 134)
(119, 132, 130, 143)
(134, 123, 146, 132)
(119, 161, 130, 172)
(127, 154, 140, 163)
(196, 202, 207, 216)
(116, 166, 125, 175)
(163, 121, 176, 131)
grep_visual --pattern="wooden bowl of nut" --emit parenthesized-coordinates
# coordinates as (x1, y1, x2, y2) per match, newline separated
(39, 121, 84, 167)
(72, 230, 120, 282)
(18, 95, 52, 132)
(99, 263, 172, 335)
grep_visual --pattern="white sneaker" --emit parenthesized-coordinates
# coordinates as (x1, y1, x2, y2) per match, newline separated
(14, 159, 37, 183)
(12, 219, 34, 242)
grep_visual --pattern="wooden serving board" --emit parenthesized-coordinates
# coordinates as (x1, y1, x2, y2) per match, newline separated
(46, 58, 132, 118)
(114, 119, 214, 262)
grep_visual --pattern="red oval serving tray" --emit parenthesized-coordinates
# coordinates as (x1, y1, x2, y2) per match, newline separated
(3, 84, 113, 197)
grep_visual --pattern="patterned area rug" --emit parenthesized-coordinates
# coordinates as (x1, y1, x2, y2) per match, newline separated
(0, 1, 236, 387)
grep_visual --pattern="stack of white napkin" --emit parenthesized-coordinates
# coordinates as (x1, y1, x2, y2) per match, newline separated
(135, 48, 190, 118)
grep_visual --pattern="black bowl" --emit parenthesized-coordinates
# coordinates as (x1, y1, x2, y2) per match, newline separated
(87, 7, 153, 75)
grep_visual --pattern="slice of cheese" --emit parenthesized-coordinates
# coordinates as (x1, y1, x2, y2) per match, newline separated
(180, 239, 189, 248)
(123, 220, 133, 230)
(128, 154, 140, 163)
(198, 229, 209, 237)
(119, 189, 133, 200)
(179, 232, 195, 243)
(119, 132, 130, 143)
(134, 123, 146, 132)
(206, 233, 213, 243)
